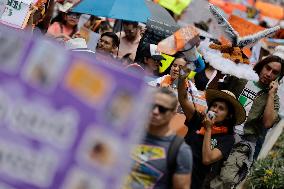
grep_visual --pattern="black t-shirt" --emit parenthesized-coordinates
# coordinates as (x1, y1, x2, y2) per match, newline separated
(194, 69, 209, 91)
(184, 111, 234, 189)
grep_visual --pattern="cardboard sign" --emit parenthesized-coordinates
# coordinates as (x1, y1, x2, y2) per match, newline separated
(0, 25, 151, 189)
(0, 0, 33, 28)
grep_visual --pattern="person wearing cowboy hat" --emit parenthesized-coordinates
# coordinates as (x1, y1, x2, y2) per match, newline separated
(177, 68, 246, 189)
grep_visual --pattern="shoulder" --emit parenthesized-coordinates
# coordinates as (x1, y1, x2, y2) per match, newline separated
(175, 142, 193, 173)
(178, 142, 192, 157)
(215, 134, 234, 157)
(184, 111, 203, 128)
(47, 22, 61, 34)
(49, 22, 61, 29)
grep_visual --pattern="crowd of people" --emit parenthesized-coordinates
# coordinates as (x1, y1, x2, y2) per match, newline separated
(11, 0, 284, 188)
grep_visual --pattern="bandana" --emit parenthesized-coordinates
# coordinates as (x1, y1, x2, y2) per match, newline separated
(196, 125, 228, 135)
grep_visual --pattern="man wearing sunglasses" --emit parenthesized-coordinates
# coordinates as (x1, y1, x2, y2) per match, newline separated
(125, 88, 192, 189)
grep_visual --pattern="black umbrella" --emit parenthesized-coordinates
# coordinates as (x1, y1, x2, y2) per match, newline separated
(145, 0, 178, 28)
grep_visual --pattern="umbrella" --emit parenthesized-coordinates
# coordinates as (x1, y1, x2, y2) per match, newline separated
(145, 0, 177, 27)
(72, 0, 151, 23)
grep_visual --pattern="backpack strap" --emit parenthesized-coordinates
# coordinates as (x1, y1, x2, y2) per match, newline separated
(167, 135, 184, 178)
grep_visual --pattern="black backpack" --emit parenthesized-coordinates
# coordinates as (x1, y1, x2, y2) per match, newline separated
(167, 135, 185, 185)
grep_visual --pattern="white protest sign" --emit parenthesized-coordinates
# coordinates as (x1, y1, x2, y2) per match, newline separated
(0, 0, 8, 17)
(0, 0, 34, 28)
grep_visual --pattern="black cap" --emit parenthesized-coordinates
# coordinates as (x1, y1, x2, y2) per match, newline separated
(141, 43, 165, 61)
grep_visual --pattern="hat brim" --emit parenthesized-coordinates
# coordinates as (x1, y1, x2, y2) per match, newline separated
(205, 89, 246, 125)
(152, 55, 166, 61)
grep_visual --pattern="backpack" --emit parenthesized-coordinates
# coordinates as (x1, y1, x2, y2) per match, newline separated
(167, 135, 185, 184)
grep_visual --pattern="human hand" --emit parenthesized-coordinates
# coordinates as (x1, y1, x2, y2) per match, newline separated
(160, 82, 171, 88)
(269, 80, 279, 96)
(201, 112, 215, 130)
(179, 65, 191, 80)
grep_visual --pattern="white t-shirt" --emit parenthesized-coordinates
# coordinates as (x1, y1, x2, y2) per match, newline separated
(234, 81, 262, 135)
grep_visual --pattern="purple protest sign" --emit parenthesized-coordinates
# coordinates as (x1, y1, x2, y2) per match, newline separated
(0, 26, 151, 189)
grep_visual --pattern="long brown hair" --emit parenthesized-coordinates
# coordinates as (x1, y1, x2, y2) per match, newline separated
(254, 55, 284, 81)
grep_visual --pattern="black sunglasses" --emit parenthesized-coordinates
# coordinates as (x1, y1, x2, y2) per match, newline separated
(152, 104, 174, 114)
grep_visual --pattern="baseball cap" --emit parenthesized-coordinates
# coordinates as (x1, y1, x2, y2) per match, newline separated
(142, 43, 165, 61)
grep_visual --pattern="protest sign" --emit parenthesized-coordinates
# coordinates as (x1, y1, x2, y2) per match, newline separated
(0, 0, 7, 17)
(0, 0, 33, 28)
(0, 25, 151, 189)
(134, 19, 178, 64)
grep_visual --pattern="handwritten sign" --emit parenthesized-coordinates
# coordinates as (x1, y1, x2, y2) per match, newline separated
(0, 0, 33, 28)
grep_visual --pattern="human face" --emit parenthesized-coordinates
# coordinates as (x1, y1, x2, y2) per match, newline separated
(123, 24, 139, 41)
(144, 57, 160, 73)
(65, 13, 80, 27)
(170, 58, 187, 79)
(149, 93, 176, 128)
(208, 101, 229, 124)
(259, 62, 281, 86)
(97, 36, 115, 54)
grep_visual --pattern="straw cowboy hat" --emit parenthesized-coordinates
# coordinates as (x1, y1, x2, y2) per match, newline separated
(206, 89, 246, 125)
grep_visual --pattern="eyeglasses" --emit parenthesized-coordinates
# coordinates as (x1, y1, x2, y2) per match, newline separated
(152, 104, 174, 114)
(67, 14, 80, 19)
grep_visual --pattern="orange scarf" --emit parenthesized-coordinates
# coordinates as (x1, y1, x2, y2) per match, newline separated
(196, 126, 228, 135)
(160, 75, 189, 88)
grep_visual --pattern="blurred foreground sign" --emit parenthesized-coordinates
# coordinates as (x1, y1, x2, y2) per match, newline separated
(0, 25, 150, 189)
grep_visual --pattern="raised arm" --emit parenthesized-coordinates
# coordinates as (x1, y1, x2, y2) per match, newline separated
(177, 68, 196, 121)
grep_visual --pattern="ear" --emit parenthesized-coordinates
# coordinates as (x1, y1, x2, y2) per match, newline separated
(169, 111, 176, 119)
(112, 46, 118, 54)
(144, 57, 148, 64)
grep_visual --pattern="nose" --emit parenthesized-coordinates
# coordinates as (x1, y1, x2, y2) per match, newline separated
(266, 70, 273, 77)
(99, 41, 105, 46)
(174, 66, 179, 72)
(152, 106, 159, 114)
(211, 106, 218, 113)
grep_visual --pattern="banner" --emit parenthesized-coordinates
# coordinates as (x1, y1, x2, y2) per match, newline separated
(0, 25, 151, 189)
(0, 0, 33, 28)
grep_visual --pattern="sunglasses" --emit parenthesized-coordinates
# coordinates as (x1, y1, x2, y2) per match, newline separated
(152, 104, 174, 114)
(67, 13, 80, 19)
